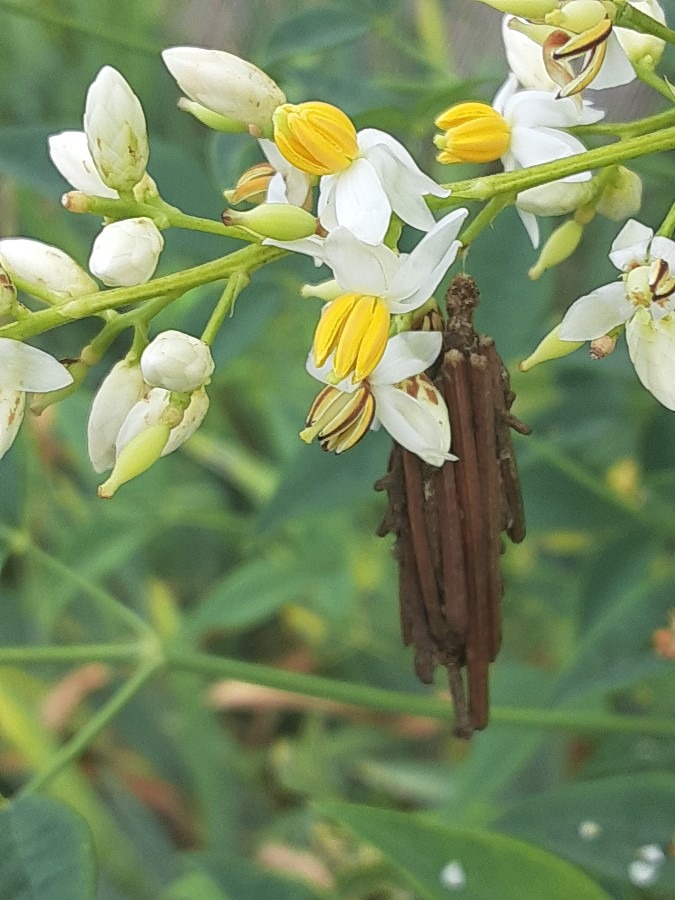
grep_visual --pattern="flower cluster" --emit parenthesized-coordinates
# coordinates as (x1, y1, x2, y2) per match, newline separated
(0, 0, 671, 489)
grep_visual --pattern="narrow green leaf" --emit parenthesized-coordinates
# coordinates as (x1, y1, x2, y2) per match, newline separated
(263, 8, 369, 65)
(0, 795, 96, 900)
(317, 800, 610, 900)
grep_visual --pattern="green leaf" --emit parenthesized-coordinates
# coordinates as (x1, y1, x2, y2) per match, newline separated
(0, 795, 96, 900)
(317, 800, 610, 900)
(263, 8, 369, 65)
(497, 773, 675, 892)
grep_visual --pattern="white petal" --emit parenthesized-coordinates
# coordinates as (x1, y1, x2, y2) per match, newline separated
(162, 387, 209, 455)
(320, 159, 391, 245)
(506, 90, 598, 129)
(263, 234, 326, 263)
(510, 126, 591, 179)
(385, 209, 468, 311)
(558, 283, 634, 340)
(323, 227, 399, 295)
(649, 236, 675, 273)
(492, 73, 520, 115)
(516, 207, 540, 248)
(259, 138, 311, 207)
(0, 389, 25, 461)
(0, 238, 98, 298)
(608, 219, 653, 270)
(517, 179, 595, 217)
(587, 33, 636, 91)
(358, 129, 449, 197)
(362, 142, 438, 232)
(0, 338, 73, 392)
(48, 131, 119, 198)
(373, 382, 453, 466)
(141, 329, 214, 393)
(626, 309, 675, 409)
(502, 20, 558, 92)
(370, 331, 442, 385)
(305, 350, 357, 393)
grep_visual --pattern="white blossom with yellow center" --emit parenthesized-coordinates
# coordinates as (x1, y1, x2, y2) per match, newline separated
(272, 101, 450, 245)
(267, 209, 468, 384)
(559, 220, 675, 409)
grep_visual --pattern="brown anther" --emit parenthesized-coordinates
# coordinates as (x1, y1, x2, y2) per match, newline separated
(589, 335, 617, 360)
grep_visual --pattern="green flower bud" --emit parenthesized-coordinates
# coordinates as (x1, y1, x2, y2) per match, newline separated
(528, 220, 584, 280)
(520, 324, 583, 372)
(98, 421, 171, 498)
(548, 0, 606, 31)
(222, 203, 317, 240)
(596, 167, 642, 222)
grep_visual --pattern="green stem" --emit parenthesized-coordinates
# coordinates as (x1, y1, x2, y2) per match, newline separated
(458, 193, 514, 247)
(18, 655, 161, 797)
(166, 648, 675, 736)
(634, 61, 675, 103)
(437, 125, 675, 203)
(0, 244, 286, 342)
(413, 0, 450, 72)
(0, 643, 141, 665)
(657, 199, 675, 237)
(614, 0, 675, 47)
(0, 523, 154, 638)
(571, 107, 675, 139)
(201, 271, 250, 346)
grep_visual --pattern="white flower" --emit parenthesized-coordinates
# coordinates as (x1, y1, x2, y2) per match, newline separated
(115, 386, 209, 458)
(502, 15, 559, 91)
(493, 75, 602, 246)
(559, 219, 675, 409)
(88, 218, 164, 287)
(614, 1, 666, 66)
(48, 131, 119, 199)
(0, 339, 73, 461)
(161, 47, 286, 134)
(84, 66, 149, 193)
(317, 128, 450, 245)
(140, 330, 214, 393)
(267, 209, 468, 383)
(0, 238, 98, 298)
(304, 330, 453, 466)
(87, 358, 147, 473)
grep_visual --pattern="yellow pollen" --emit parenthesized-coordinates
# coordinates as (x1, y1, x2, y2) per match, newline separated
(433, 102, 511, 165)
(273, 101, 359, 176)
(313, 293, 390, 383)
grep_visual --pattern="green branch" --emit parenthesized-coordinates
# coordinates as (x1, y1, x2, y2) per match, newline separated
(614, 0, 675, 47)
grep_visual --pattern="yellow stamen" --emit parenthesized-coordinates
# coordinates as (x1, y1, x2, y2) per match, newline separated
(273, 102, 359, 176)
(300, 384, 375, 454)
(433, 103, 510, 165)
(552, 17, 612, 59)
(224, 162, 276, 205)
(313, 293, 390, 383)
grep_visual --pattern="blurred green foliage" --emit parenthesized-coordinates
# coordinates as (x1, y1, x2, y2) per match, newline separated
(0, 1, 674, 898)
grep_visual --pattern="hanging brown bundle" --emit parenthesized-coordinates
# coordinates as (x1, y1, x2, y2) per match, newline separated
(375, 275, 530, 738)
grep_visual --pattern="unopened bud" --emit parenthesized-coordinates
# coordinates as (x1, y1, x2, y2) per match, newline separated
(48, 130, 119, 199)
(177, 97, 247, 133)
(87, 358, 147, 473)
(615, 0, 666, 66)
(84, 67, 149, 193)
(222, 203, 317, 240)
(520, 324, 583, 371)
(528, 220, 584, 280)
(89, 217, 164, 287)
(98, 421, 171, 498)
(0, 238, 98, 299)
(478, 0, 558, 15)
(596, 167, 642, 221)
(589, 334, 617, 359)
(140, 330, 214, 393)
(547, 0, 606, 32)
(224, 163, 277, 205)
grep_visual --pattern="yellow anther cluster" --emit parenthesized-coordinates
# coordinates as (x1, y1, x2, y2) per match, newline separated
(273, 101, 359, 176)
(434, 103, 511, 165)
(313, 293, 390, 383)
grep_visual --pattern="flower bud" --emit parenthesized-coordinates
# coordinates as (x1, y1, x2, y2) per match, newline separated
(615, 0, 666, 66)
(115, 386, 209, 459)
(0, 390, 24, 461)
(222, 203, 318, 241)
(84, 67, 149, 193)
(48, 131, 119, 199)
(140, 330, 214, 393)
(87, 358, 147, 473)
(224, 163, 277, 205)
(519, 324, 583, 371)
(528, 220, 584, 279)
(0, 238, 98, 299)
(478, 0, 558, 15)
(98, 421, 171, 498)
(550, 0, 607, 32)
(162, 47, 286, 135)
(596, 167, 642, 221)
(162, 387, 209, 455)
(88, 218, 164, 287)
(273, 102, 358, 176)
